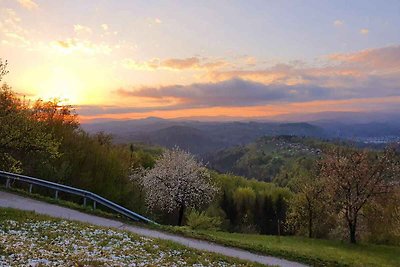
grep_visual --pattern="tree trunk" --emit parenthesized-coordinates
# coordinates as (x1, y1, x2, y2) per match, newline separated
(349, 224, 357, 243)
(308, 208, 313, 238)
(178, 204, 185, 226)
(348, 218, 357, 244)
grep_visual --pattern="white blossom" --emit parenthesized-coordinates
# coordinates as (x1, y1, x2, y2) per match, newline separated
(0, 218, 244, 266)
(139, 147, 218, 213)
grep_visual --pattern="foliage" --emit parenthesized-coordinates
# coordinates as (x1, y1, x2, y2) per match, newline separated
(0, 86, 159, 214)
(213, 173, 292, 234)
(186, 210, 222, 231)
(362, 188, 400, 245)
(286, 164, 335, 238)
(0, 85, 60, 173)
(319, 146, 400, 243)
(139, 147, 218, 225)
(208, 136, 325, 182)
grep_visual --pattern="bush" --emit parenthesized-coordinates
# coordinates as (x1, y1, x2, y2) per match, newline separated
(186, 210, 222, 231)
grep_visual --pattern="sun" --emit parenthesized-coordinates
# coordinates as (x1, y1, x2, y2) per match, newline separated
(36, 67, 83, 104)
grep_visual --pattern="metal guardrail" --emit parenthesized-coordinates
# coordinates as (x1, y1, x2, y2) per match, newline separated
(0, 170, 156, 224)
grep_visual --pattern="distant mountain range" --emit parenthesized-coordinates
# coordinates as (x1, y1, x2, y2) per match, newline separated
(83, 118, 329, 155)
(82, 112, 400, 156)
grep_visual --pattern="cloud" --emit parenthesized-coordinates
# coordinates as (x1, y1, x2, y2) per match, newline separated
(0, 8, 31, 47)
(333, 20, 344, 27)
(51, 38, 112, 55)
(360, 28, 369, 35)
(244, 56, 257, 66)
(116, 78, 337, 109)
(73, 24, 92, 35)
(162, 57, 200, 70)
(106, 76, 399, 116)
(16, 0, 38, 9)
(328, 45, 400, 70)
(101, 24, 109, 31)
(123, 56, 228, 71)
(122, 58, 160, 70)
(76, 45, 400, 120)
(77, 96, 400, 120)
(205, 46, 400, 92)
(114, 45, 400, 112)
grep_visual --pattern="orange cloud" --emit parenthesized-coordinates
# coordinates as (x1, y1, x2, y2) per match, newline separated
(122, 57, 228, 71)
(328, 45, 400, 70)
(162, 57, 200, 70)
(16, 0, 38, 10)
(207, 69, 290, 84)
(204, 45, 400, 92)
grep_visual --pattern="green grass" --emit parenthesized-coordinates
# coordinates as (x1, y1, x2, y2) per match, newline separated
(165, 227, 400, 267)
(0, 208, 264, 267)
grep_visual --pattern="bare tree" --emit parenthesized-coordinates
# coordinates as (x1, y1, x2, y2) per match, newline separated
(139, 147, 217, 225)
(319, 146, 399, 243)
(0, 59, 9, 81)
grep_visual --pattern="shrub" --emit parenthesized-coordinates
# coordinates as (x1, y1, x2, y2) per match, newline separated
(186, 210, 222, 231)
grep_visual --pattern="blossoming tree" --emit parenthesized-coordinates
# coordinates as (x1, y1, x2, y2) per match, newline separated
(140, 147, 217, 225)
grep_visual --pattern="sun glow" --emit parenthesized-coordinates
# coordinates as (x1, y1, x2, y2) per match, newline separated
(36, 67, 83, 104)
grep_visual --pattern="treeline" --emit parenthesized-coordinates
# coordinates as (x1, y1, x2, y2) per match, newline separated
(212, 173, 291, 234)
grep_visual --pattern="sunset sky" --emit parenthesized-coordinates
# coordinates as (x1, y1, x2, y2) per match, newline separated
(1, 0, 400, 121)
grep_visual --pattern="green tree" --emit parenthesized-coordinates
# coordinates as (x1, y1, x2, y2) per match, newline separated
(288, 170, 332, 238)
(0, 85, 59, 173)
(233, 187, 256, 231)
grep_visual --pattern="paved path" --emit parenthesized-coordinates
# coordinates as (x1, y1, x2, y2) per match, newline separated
(0, 191, 307, 267)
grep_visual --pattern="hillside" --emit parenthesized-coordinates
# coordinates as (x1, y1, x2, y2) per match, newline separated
(206, 136, 324, 182)
(83, 119, 327, 155)
(0, 208, 259, 267)
(83, 117, 400, 155)
(129, 125, 224, 155)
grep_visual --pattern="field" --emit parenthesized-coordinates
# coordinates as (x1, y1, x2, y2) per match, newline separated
(0, 208, 261, 267)
(168, 227, 400, 267)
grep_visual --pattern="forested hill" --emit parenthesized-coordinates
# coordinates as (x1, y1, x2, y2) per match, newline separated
(206, 136, 328, 183)
(83, 119, 327, 155)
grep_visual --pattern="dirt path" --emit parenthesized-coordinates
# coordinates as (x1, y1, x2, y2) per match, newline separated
(0, 190, 307, 267)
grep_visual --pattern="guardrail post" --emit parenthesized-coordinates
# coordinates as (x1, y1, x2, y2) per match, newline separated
(55, 190, 59, 200)
(83, 197, 87, 207)
(93, 201, 96, 210)
(6, 178, 10, 188)
(29, 184, 33, 193)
